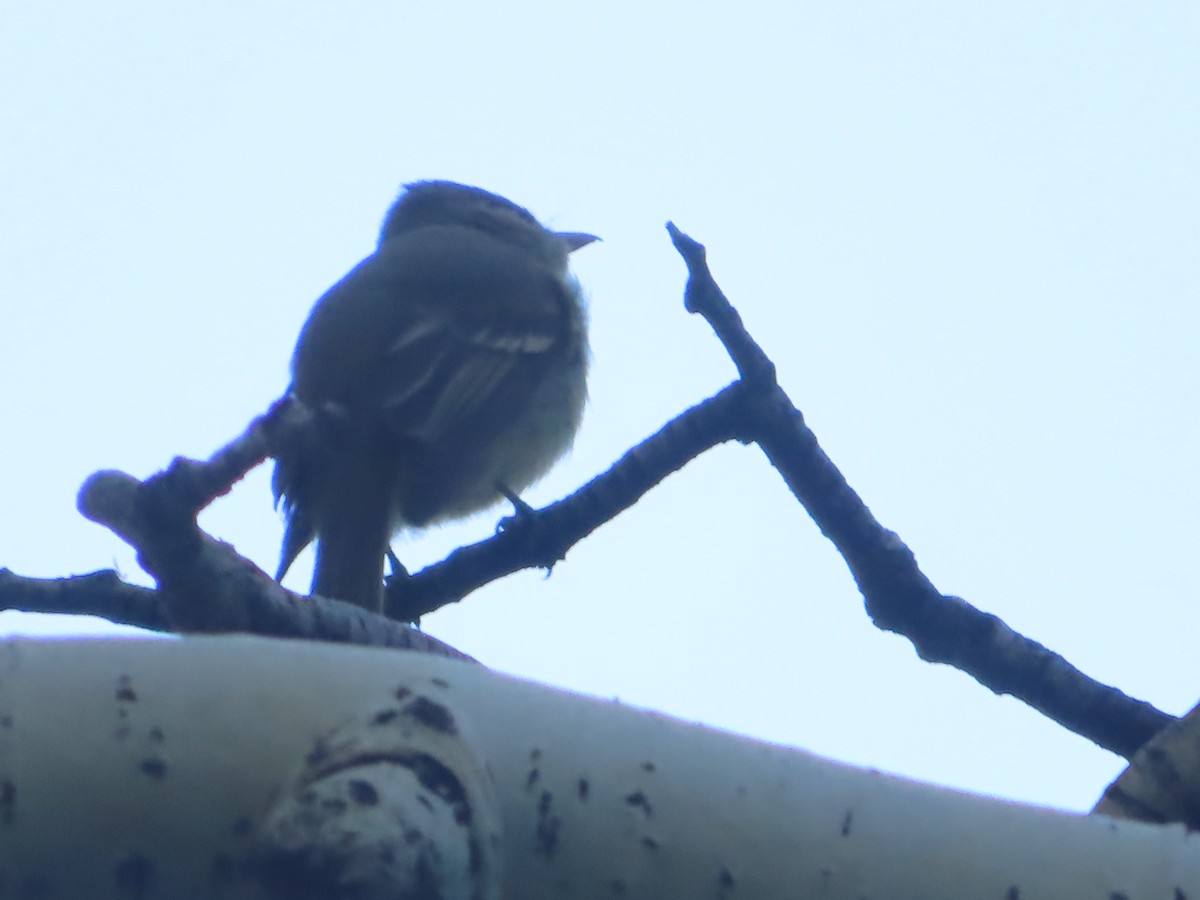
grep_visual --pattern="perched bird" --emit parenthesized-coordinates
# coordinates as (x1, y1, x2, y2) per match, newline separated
(272, 180, 597, 611)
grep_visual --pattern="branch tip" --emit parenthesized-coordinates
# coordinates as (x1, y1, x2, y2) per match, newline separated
(77, 470, 139, 527)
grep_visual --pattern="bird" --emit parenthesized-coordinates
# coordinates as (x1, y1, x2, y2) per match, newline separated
(272, 180, 597, 612)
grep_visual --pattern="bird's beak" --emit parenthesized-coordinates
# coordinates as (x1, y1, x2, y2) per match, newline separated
(556, 231, 601, 253)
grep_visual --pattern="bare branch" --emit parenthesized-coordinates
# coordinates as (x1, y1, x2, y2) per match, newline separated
(72, 466, 470, 661)
(665, 222, 1172, 758)
(0, 569, 169, 631)
(387, 383, 749, 620)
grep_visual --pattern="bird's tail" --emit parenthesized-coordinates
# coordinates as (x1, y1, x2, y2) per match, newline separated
(310, 475, 392, 613)
(273, 405, 394, 613)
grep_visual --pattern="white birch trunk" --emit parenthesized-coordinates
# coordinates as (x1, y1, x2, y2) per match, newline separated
(0, 636, 1195, 899)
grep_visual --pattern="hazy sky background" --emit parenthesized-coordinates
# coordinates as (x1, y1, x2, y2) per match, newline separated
(2, 3, 1198, 814)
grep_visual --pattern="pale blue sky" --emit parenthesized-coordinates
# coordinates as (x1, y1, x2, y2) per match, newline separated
(2, 3, 1198, 812)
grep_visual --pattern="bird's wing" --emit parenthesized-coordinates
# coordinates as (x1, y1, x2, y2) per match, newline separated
(379, 302, 565, 443)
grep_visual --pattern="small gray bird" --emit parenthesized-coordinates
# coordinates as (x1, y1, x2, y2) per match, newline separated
(273, 181, 597, 611)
